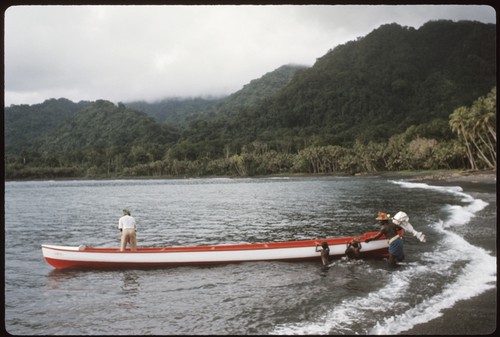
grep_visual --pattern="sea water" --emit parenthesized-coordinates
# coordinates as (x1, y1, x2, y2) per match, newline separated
(4, 176, 496, 335)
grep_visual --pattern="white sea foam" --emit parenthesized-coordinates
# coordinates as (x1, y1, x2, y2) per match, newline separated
(372, 220, 496, 335)
(391, 180, 463, 193)
(392, 180, 488, 228)
(271, 181, 495, 335)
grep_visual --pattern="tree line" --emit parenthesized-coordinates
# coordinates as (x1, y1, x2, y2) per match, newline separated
(5, 87, 495, 179)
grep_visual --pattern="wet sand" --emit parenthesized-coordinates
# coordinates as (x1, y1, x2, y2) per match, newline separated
(402, 170, 497, 335)
(411, 169, 496, 187)
(404, 289, 497, 335)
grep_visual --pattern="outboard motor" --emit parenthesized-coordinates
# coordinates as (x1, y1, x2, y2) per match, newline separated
(392, 211, 426, 242)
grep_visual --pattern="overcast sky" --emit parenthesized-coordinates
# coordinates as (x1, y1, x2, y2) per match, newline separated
(4, 4, 496, 106)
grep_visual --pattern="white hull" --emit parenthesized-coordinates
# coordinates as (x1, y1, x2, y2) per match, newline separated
(41, 232, 391, 269)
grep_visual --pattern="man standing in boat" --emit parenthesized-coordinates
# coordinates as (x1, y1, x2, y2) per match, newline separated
(119, 209, 137, 252)
(364, 212, 404, 266)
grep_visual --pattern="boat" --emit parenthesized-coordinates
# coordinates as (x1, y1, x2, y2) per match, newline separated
(41, 231, 397, 270)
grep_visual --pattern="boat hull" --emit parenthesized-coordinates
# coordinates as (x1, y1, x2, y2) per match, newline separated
(42, 231, 391, 270)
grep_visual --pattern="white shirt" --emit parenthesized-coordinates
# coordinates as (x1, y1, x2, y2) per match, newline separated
(119, 215, 137, 230)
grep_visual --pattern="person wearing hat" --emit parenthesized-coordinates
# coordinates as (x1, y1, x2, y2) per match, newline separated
(364, 212, 404, 266)
(118, 209, 137, 252)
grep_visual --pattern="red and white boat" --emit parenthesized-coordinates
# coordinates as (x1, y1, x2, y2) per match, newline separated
(41, 231, 395, 270)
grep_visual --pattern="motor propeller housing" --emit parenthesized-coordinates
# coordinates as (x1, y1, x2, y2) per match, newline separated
(392, 211, 426, 243)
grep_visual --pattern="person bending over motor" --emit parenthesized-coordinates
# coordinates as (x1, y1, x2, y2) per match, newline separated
(365, 212, 404, 266)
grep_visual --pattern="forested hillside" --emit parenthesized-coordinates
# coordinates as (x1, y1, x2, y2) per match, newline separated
(206, 20, 496, 147)
(4, 98, 92, 155)
(5, 20, 496, 179)
(209, 64, 308, 116)
(125, 97, 221, 125)
(38, 100, 180, 151)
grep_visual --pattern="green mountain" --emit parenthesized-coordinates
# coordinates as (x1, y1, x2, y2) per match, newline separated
(168, 20, 495, 159)
(244, 20, 496, 145)
(5, 20, 496, 178)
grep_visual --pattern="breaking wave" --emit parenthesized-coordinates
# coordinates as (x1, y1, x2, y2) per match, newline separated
(271, 181, 495, 335)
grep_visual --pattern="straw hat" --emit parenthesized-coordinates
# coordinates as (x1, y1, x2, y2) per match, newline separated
(376, 212, 390, 221)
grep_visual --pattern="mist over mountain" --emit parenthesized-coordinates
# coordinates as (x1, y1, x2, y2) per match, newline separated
(124, 64, 307, 124)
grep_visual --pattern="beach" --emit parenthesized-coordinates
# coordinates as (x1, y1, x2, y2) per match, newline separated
(403, 170, 497, 335)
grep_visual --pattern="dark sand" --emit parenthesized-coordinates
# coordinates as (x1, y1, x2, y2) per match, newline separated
(401, 170, 497, 335)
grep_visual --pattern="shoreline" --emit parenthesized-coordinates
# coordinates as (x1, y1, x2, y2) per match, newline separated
(400, 169, 497, 335)
(5, 169, 497, 182)
(407, 169, 496, 184)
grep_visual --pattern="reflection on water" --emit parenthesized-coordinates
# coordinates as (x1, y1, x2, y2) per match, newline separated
(121, 271, 140, 295)
(47, 268, 142, 297)
(46, 269, 87, 289)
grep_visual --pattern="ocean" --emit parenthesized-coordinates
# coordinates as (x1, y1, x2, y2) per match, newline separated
(4, 176, 496, 335)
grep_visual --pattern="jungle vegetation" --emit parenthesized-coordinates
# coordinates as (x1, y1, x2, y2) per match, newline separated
(4, 20, 496, 179)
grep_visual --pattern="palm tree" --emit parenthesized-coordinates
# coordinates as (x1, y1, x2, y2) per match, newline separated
(450, 106, 477, 170)
(470, 97, 496, 168)
(450, 87, 497, 170)
(483, 87, 497, 143)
